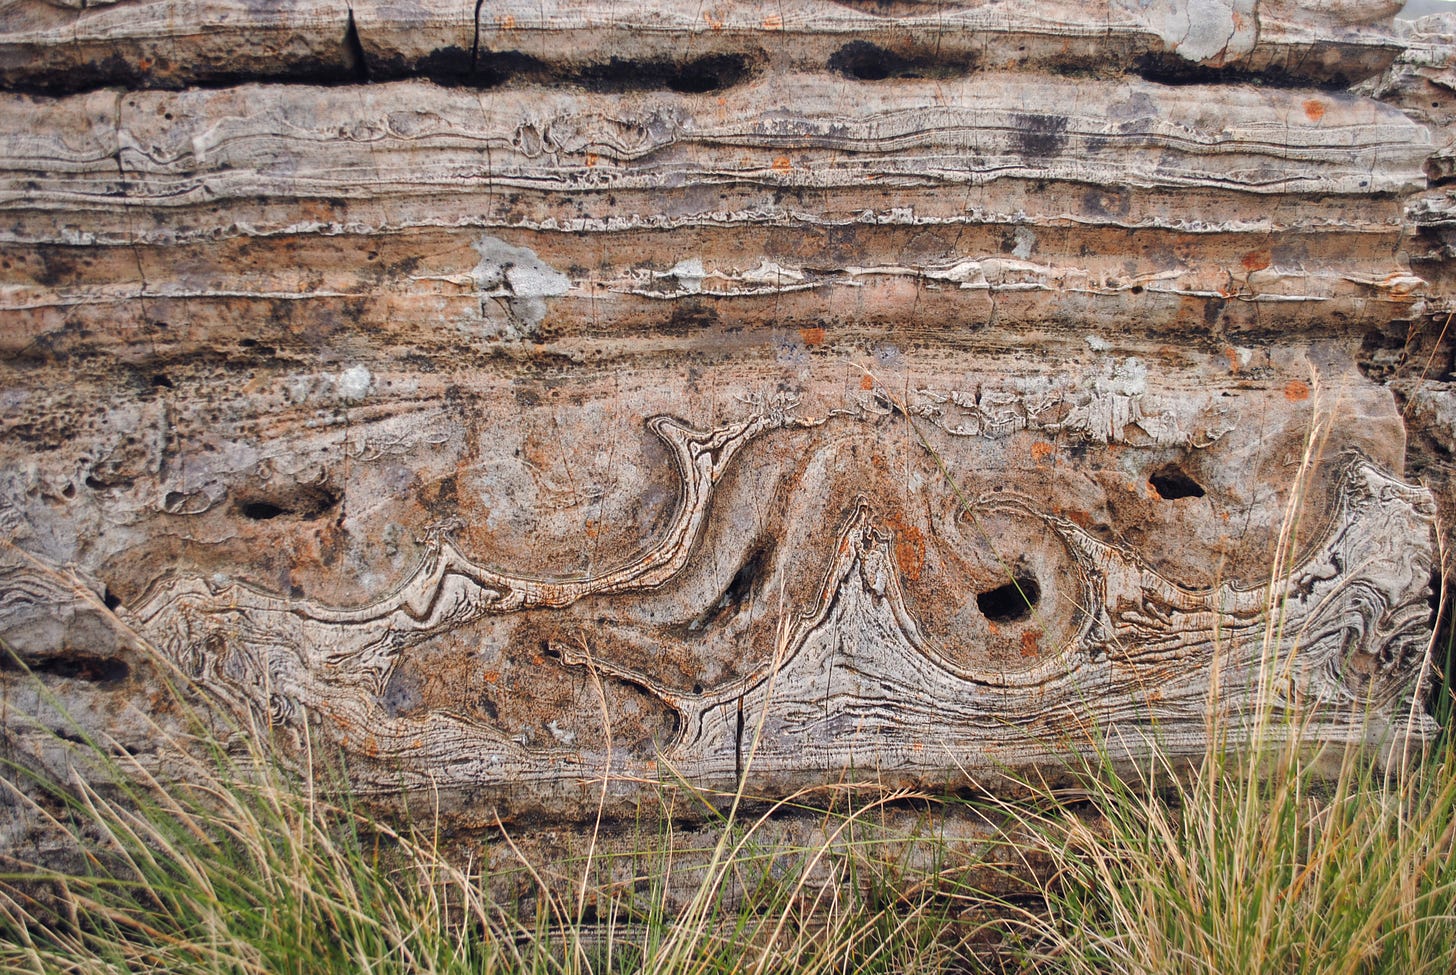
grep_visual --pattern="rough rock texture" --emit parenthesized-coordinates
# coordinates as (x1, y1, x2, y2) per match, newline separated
(2, 0, 1455, 826)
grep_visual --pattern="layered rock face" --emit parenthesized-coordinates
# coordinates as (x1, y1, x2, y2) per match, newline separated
(2, 0, 1454, 820)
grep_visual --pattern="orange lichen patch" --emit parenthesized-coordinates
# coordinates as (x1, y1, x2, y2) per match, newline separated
(1224, 345, 1241, 374)
(1020, 629, 1043, 658)
(585, 152, 599, 168)
(1241, 249, 1272, 272)
(912, 742, 924, 753)
(499, 14, 516, 30)
(584, 519, 601, 538)
(1303, 98, 1327, 122)
(1030, 440, 1054, 463)
(482, 670, 500, 684)
(762, 13, 784, 28)
(800, 326, 826, 346)
(859, 373, 875, 390)
(704, 10, 724, 29)
(1284, 379, 1310, 402)
(885, 513, 926, 581)
(772, 155, 792, 173)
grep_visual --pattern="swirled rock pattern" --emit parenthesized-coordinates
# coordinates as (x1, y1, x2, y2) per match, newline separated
(2, 0, 1454, 822)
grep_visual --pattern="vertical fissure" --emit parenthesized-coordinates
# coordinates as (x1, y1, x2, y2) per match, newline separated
(734, 695, 745, 783)
(470, 0, 486, 70)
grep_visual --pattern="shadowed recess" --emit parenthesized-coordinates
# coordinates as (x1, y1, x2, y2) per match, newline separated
(976, 573, 1041, 623)
(1149, 465, 1206, 500)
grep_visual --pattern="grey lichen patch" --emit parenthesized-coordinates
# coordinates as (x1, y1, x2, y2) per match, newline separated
(471, 236, 571, 338)
(337, 365, 373, 402)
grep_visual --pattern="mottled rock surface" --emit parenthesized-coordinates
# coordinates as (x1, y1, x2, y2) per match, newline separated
(2, 0, 1454, 827)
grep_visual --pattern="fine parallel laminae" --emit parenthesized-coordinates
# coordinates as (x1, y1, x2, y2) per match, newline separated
(0, 0, 1408, 92)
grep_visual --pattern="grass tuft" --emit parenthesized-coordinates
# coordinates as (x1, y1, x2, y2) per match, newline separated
(0, 670, 1005, 974)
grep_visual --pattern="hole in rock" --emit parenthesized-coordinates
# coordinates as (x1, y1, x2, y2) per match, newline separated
(233, 484, 341, 522)
(687, 541, 772, 632)
(977, 574, 1041, 623)
(1149, 466, 1205, 500)
(830, 41, 897, 80)
(1132, 53, 1344, 90)
(237, 501, 288, 520)
(575, 53, 755, 93)
(827, 40, 976, 81)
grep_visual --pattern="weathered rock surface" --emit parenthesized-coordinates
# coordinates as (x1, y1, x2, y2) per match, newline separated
(2, 0, 1453, 824)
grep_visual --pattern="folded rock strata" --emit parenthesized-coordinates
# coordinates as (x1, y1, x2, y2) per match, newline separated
(1, 0, 1453, 823)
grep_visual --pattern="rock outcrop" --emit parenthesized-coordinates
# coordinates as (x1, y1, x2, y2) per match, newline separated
(2, 0, 1453, 823)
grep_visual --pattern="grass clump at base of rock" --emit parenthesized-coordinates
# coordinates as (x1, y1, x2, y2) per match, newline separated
(2, 655, 1455, 975)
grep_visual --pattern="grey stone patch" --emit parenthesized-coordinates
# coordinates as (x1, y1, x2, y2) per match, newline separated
(471, 236, 571, 338)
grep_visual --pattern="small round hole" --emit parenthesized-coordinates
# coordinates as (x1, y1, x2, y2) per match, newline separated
(238, 500, 288, 520)
(1149, 466, 1205, 500)
(977, 574, 1040, 623)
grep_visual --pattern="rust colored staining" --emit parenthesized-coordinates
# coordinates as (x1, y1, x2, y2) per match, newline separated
(800, 326, 826, 346)
(584, 519, 601, 538)
(482, 670, 500, 684)
(1030, 440, 1054, 463)
(1303, 99, 1327, 122)
(772, 155, 792, 174)
(704, 11, 724, 30)
(1223, 346, 1241, 374)
(762, 14, 784, 29)
(859, 373, 875, 390)
(884, 513, 926, 581)
(499, 15, 516, 30)
(1381, 272, 1424, 300)
(1284, 379, 1310, 402)
(585, 152, 599, 167)
(1020, 629, 1043, 658)
(1240, 249, 1272, 272)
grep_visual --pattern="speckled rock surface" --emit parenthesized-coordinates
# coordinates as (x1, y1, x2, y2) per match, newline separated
(2, 0, 1453, 825)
